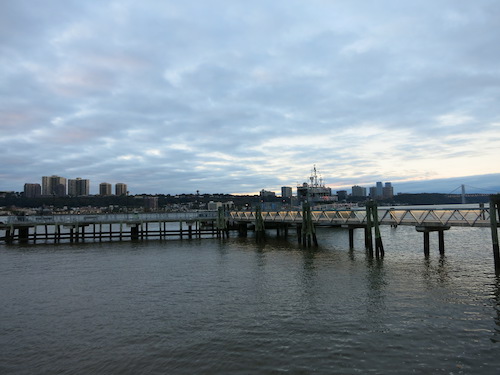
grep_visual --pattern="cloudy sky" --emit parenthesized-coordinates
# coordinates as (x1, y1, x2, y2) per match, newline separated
(1, 0, 499, 195)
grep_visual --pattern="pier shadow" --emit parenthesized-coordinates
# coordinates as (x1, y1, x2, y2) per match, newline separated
(364, 256, 387, 322)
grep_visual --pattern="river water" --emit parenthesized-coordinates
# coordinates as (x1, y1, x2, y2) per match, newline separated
(1, 225, 499, 374)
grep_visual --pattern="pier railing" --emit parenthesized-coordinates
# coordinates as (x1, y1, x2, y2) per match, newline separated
(0, 211, 218, 226)
(229, 207, 491, 227)
(1, 208, 492, 228)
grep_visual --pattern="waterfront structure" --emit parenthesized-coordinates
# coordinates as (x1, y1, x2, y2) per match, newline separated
(99, 182, 112, 196)
(297, 166, 336, 206)
(281, 186, 292, 199)
(352, 185, 367, 197)
(42, 175, 66, 196)
(2, 202, 500, 274)
(23, 183, 41, 198)
(68, 178, 90, 196)
(115, 183, 127, 196)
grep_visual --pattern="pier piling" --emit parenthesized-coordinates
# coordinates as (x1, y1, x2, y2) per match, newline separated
(254, 206, 265, 241)
(490, 195, 500, 276)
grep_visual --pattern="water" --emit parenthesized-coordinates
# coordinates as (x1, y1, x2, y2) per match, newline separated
(1, 226, 499, 374)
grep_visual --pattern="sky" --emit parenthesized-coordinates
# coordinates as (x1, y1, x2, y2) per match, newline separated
(1, 0, 500, 195)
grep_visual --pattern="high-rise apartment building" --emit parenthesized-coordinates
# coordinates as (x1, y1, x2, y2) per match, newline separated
(42, 175, 67, 196)
(68, 178, 90, 196)
(376, 182, 383, 198)
(351, 185, 366, 197)
(336, 190, 348, 201)
(281, 186, 292, 198)
(115, 183, 127, 196)
(24, 183, 41, 198)
(383, 182, 394, 199)
(99, 182, 112, 196)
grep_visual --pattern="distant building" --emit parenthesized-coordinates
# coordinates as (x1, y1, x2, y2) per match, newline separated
(207, 201, 223, 210)
(143, 196, 158, 211)
(115, 183, 127, 196)
(260, 189, 276, 198)
(369, 186, 378, 198)
(336, 190, 348, 201)
(352, 185, 367, 197)
(376, 182, 383, 198)
(42, 175, 67, 196)
(68, 178, 90, 196)
(24, 183, 41, 198)
(281, 186, 293, 198)
(99, 182, 112, 196)
(383, 182, 394, 199)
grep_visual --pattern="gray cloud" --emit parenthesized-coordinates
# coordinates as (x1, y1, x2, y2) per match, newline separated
(1, 0, 500, 195)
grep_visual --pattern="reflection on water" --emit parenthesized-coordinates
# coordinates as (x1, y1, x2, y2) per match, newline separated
(492, 277, 500, 343)
(365, 257, 386, 322)
(422, 255, 450, 287)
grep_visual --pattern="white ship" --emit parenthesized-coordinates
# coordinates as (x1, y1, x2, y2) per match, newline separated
(297, 166, 337, 206)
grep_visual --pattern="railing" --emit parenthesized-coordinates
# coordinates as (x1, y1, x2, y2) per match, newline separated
(229, 208, 492, 227)
(1, 208, 493, 228)
(0, 211, 218, 225)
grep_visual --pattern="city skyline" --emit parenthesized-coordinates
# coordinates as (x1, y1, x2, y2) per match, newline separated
(13, 172, 499, 197)
(2, 1, 500, 195)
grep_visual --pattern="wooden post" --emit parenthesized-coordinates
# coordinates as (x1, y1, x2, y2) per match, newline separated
(438, 230, 445, 255)
(255, 206, 265, 241)
(423, 231, 430, 257)
(365, 203, 373, 257)
(490, 195, 500, 276)
(19, 227, 29, 243)
(131, 225, 139, 240)
(301, 203, 317, 247)
(349, 228, 354, 249)
(372, 202, 384, 258)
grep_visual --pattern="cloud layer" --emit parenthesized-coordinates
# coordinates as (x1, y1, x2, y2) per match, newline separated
(2, 0, 500, 194)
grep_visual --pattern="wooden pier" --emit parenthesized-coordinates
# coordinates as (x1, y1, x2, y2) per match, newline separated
(0, 212, 224, 244)
(2, 200, 500, 274)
